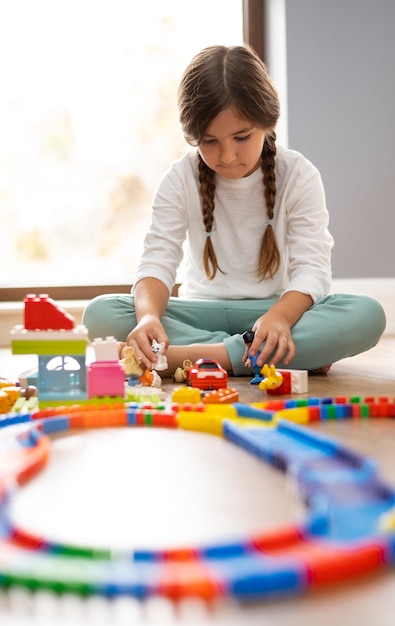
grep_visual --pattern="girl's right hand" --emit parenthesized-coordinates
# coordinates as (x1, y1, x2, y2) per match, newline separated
(123, 314, 169, 370)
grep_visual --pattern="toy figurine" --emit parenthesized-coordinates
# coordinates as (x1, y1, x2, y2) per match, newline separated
(121, 345, 144, 386)
(258, 364, 283, 392)
(242, 329, 263, 385)
(139, 368, 162, 388)
(173, 359, 193, 383)
(151, 339, 168, 371)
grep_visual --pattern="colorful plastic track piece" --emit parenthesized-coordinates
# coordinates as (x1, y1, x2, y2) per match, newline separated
(0, 396, 395, 602)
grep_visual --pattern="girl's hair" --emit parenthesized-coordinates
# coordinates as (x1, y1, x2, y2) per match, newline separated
(177, 44, 281, 280)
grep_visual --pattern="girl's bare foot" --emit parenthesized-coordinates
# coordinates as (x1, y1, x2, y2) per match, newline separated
(309, 365, 332, 375)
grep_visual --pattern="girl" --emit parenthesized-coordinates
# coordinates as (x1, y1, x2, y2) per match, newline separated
(83, 45, 386, 377)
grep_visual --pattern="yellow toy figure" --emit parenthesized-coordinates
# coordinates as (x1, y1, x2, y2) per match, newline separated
(121, 345, 144, 386)
(258, 364, 283, 391)
(173, 359, 193, 383)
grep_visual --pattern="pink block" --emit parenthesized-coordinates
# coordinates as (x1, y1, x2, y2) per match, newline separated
(88, 361, 125, 398)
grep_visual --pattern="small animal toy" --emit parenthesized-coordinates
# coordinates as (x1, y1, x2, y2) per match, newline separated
(173, 359, 193, 383)
(258, 364, 283, 391)
(151, 339, 168, 371)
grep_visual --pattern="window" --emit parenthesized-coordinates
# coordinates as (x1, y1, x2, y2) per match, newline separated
(1, 0, 263, 300)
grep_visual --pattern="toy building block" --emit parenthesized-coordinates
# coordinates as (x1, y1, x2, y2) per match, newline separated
(24, 294, 75, 330)
(11, 325, 89, 357)
(266, 370, 308, 395)
(92, 336, 119, 361)
(265, 371, 291, 395)
(171, 386, 202, 405)
(10, 295, 91, 405)
(289, 370, 308, 393)
(258, 364, 284, 392)
(38, 354, 87, 404)
(88, 361, 125, 398)
(203, 388, 239, 404)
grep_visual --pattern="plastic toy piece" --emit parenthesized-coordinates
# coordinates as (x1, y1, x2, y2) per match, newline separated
(0, 378, 14, 389)
(92, 336, 119, 361)
(171, 386, 202, 404)
(242, 330, 263, 384)
(121, 345, 144, 386)
(0, 386, 21, 413)
(139, 369, 162, 387)
(151, 339, 168, 371)
(258, 368, 308, 396)
(125, 387, 166, 403)
(173, 359, 193, 383)
(11, 325, 89, 355)
(378, 505, 395, 532)
(203, 388, 239, 404)
(0, 396, 395, 602)
(1, 396, 395, 602)
(87, 361, 125, 398)
(287, 370, 308, 394)
(24, 294, 75, 330)
(258, 364, 283, 391)
(185, 358, 228, 390)
(11, 295, 90, 406)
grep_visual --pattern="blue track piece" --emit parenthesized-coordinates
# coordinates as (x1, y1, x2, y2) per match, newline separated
(91, 561, 159, 597)
(0, 413, 32, 429)
(126, 408, 138, 425)
(40, 415, 71, 435)
(276, 419, 341, 455)
(225, 415, 395, 543)
(199, 540, 250, 560)
(134, 550, 161, 563)
(224, 420, 338, 470)
(206, 552, 307, 599)
(223, 421, 274, 463)
(296, 456, 376, 487)
(232, 403, 275, 421)
(307, 496, 395, 541)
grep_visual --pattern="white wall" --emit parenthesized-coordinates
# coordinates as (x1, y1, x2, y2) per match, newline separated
(284, 0, 395, 279)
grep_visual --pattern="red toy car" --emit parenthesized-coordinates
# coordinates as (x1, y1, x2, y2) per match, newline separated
(185, 358, 228, 390)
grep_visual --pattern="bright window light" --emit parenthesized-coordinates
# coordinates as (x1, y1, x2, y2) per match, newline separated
(0, 0, 243, 287)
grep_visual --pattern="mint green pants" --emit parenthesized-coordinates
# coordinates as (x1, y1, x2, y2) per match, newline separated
(82, 293, 386, 375)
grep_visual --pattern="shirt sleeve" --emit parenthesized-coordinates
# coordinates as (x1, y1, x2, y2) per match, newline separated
(133, 164, 189, 295)
(282, 166, 333, 302)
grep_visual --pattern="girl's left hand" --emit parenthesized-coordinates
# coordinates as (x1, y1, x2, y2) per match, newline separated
(242, 291, 313, 368)
(244, 311, 296, 368)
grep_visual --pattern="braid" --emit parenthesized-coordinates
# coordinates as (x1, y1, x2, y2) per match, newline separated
(257, 131, 280, 279)
(198, 153, 225, 279)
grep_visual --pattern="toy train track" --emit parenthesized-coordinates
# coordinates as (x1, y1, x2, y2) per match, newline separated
(1, 395, 395, 601)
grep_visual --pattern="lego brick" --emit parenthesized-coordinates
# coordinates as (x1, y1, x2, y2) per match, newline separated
(12, 339, 88, 357)
(87, 361, 125, 398)
(24, 294, 75, 331)
(92, 336, 119, 361)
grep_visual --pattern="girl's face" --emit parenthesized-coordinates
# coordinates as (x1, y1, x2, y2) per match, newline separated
(198, 105, 267, 179)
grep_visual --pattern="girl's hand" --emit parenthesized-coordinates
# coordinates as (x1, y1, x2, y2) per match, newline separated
(123, 315, 169, 370)
(245, 311, 296, 368)
(242, 291, 313, 368)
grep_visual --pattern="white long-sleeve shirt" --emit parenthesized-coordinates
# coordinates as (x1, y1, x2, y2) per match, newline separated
(134, 146, 333, 303)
